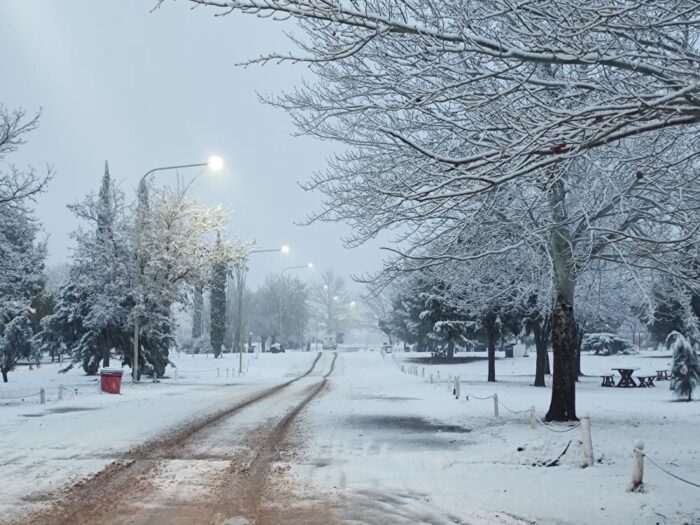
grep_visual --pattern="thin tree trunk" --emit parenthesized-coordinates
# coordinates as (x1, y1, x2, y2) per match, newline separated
(533, 322, 547, 387)
(487, 329, 496, 382)
(1, 369, 7, 383)
(447, 339, 455, 360)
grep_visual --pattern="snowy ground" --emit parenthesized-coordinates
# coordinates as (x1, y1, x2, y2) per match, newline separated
(1, 348, 699, 524)
(291, 349, 699, 524)
(0, 350, 315, 519)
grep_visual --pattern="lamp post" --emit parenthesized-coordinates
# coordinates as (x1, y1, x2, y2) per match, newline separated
(132, 156, 223, 382)
(281, 262, 313, 275)
(234, 245, 289, 375)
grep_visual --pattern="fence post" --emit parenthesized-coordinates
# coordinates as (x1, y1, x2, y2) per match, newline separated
(401, 364, 405, 373)
(629, 441, 645, 492)
(58, 386, 63, 401)
(40, 388, 45, 405)
(580, 414, 594, 468)
(429, 373, 433, 384)
(217, 367, 220, 377)
(493, 393, 499, 417)
(174, 369, 178, 380)
(226, 368, 230, 378)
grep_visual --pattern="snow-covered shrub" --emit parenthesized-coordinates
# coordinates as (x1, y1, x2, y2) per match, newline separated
(0, 314, 34, 383)
(668, 332, 700, 401)
(179, 335, 211, 355)
(581, 333, 634, 356)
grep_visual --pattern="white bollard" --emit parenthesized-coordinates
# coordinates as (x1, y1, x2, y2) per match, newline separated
(629, 441, 645, 492)
(422, 367, 425, 378)
(429, 373, 433, 384)
(40, 388, 45, 405)
(493, 393, 499, 418)
(455, 377, 461, 399)
(580, 414, 594, 468)
(174, 369, 178, 380)
(226, 368, 230, 378)
(58, 386, 63, 401)
(217, 367, 220, 377)
(401, 364, 405, 373)
(529, 406, 537, 429)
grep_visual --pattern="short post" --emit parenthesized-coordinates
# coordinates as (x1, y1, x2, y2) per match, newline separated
(401, 364, 405, 373)
(58, 386, 63, 401)
(174, 369, 178, 380)
(421, 367, 425, 378)
(429, 373, 433, 384)
(455, 377, 461, 399)
(580, 414, 594, 468)
(629, 441, 645, 492)
(226, 368, 230, 378)
(529, 406, 537, 429)
(217, 367, 220, 377)
(40, 388, 45, 405)
(493, 393, 499, 417)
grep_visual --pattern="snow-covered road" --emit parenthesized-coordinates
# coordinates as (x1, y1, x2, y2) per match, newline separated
(3, 349, 699, 524)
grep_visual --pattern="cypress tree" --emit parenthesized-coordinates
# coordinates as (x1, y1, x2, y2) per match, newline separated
(210, 234, 228, 357)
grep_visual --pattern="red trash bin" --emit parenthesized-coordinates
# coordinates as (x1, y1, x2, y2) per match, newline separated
(100, 368, 124, 394)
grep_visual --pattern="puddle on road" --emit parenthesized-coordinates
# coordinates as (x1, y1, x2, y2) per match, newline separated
(347, 415, 470, 434)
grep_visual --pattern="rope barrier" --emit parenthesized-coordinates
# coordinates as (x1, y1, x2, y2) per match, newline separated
(534, 414, 581, 433)
(466, 393, 495, 400)
(498, 399, 532, 415)
(635, 448, 700, 489)
(0, 391, 41, 400)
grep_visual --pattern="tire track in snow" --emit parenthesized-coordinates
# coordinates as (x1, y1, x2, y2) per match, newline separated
(16, 353, 325, 525)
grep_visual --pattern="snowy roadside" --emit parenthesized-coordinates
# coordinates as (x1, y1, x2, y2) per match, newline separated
(290, 350, 700, 524)
(0, 351, 317, 519)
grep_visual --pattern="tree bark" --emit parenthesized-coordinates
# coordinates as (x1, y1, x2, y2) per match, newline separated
(533, 321, 547, 387)
(487, 328, 496, 382)
(546, 178, 578, 422)
(547, 295, 578, 421)
(447, 339, 455, 360)
(1, 369, 7, 383)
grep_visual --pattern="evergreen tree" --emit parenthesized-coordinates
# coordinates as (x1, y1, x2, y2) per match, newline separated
(668, 332, 700, 401)
(192, 285, 204, 340)
(0, 314, 34, 382)
(40, 161, 132, 374)
(209, 234, 228, 357)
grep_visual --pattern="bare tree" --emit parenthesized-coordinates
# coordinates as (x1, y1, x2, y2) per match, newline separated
(170, 1, 700, 420)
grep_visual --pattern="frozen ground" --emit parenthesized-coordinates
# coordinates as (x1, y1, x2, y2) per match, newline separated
(1, 348, 699, 524)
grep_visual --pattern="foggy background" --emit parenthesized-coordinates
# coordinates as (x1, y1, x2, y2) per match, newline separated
(0, 0, 385, 288)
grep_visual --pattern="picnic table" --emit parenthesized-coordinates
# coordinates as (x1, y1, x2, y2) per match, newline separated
(612, 368, 639, 388)
(656, 369, 669, 381)
(637, 375, 656, 388)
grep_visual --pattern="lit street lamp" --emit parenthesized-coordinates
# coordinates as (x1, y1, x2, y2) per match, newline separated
(281, 262, 314, 275)
(132, 156, 223, 382)
(234, 245, 290, 375)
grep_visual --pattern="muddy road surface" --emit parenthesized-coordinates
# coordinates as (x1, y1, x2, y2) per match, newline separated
(17, 352, 337, 525)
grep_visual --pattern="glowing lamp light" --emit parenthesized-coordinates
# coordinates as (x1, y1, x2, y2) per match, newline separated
(281, 245, 290, 254)
(207, 155, 224, 171)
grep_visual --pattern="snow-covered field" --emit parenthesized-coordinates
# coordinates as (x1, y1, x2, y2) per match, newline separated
(2, 348, 699, 524)
(293, 349, 699, 524)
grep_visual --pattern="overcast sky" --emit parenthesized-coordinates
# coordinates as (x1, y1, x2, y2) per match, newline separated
(0, 0, 385, 289)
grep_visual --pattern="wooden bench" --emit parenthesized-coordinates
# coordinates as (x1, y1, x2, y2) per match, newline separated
(601, 375, 616, 387)
(637, 376, 656, 388)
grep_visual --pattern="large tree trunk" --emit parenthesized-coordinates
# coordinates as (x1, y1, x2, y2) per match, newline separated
(487, 328, 497, 382)
(575, 326, 585, 380)
(547, 295, 578, 421)
(546, 178, 578, 422)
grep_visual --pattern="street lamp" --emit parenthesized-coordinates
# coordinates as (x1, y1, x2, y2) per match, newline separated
(281, 263, 314, 275)
(132, 157, 223, 382)
(233, 245, 290, 375)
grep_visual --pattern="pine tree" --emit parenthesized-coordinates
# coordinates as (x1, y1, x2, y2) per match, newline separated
(0, 314, 34, 383)
(668, 332, 700, 401)
(209, 234, 228, 357)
